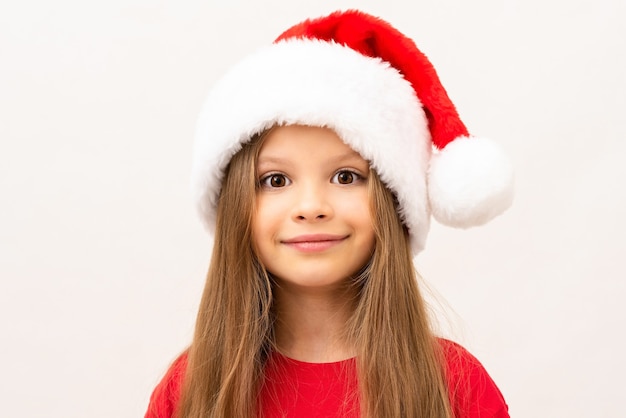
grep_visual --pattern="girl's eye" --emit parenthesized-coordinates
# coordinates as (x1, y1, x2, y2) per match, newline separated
(260, 174, 290, 188)
(332, 170, 359, 185)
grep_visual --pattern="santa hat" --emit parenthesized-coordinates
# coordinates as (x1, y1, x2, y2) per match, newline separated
(192, 10, 514, 254)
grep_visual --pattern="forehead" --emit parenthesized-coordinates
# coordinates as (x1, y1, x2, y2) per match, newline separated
(257, 125, 367, 163)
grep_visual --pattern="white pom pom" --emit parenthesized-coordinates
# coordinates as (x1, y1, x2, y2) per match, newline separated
(428, 136, 514, 228)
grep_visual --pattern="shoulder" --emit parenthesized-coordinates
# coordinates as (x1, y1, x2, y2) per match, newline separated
(437, 338, 510, 418)
(144, 352, 188, 418)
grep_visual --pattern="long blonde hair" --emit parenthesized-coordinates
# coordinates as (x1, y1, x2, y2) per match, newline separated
(176, 133, 452, 417)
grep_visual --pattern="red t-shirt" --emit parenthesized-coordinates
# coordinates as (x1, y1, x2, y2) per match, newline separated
(145, 339, 509, 417)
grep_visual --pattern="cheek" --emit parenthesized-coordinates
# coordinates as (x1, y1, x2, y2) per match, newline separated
(338, 194, 376, 253)
(339, 192, 373, 224)
(252, 197, 280, 251)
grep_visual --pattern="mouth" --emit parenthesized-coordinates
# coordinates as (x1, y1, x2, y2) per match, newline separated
(281, 234, 348, 252)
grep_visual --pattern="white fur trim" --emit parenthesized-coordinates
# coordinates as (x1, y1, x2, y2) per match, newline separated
(192, 39, 432, 253)
(428, 136, 514, 228)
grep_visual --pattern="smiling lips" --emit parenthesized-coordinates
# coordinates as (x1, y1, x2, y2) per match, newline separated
(282, 234, 348, 252)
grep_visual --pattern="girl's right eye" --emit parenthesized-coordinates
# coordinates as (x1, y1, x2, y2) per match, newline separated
(259, 174, 291, 188)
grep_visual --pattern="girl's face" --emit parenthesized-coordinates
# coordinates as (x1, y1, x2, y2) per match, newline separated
(253, 125, 375, 291)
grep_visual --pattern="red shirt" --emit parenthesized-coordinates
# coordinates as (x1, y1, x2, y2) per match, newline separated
(145, 339, 509, 417)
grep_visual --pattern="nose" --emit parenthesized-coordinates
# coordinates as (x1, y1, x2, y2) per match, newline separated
(291, 181, 334, 222)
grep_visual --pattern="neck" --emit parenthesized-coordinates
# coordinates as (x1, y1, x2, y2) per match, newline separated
(272, 281, 357, 363)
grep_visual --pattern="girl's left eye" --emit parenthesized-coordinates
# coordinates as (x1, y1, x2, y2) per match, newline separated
(332, 170, 360, 185)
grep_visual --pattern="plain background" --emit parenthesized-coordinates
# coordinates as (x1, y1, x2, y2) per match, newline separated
(1, 0, 625, 416)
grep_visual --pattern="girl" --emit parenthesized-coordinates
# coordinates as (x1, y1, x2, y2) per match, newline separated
(146, 10, 514, 418)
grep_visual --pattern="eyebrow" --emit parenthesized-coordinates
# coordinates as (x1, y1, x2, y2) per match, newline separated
(326, 150, 367, 165)
(256, 156, 294, 173)
(257, 150, 367, 167)
(256, 155, 290, 165)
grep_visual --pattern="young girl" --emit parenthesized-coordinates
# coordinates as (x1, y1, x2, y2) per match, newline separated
(146, 10, 514, 418)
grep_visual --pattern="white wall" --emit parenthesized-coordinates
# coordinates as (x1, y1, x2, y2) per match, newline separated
(1, 0, 624, 416)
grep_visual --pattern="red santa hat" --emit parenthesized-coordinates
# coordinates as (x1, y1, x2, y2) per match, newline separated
(192, 10, 514, 254)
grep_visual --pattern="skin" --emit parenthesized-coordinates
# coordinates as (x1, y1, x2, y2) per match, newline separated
(253, 125, 375, 362)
